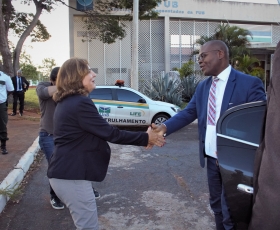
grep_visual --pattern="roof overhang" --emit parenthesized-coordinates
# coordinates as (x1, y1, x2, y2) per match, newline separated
(249, 43, 277, 54)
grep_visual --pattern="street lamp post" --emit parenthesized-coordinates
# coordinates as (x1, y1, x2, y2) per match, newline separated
(131, 0, 139, 90)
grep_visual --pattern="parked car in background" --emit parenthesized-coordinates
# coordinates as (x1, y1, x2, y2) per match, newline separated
(89, 84, 181, 126)
(216, 101, 266, 229)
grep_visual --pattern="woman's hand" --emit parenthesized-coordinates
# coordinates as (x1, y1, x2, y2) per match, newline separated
(145, 126, 165, 149)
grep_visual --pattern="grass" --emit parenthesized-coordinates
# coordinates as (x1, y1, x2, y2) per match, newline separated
(0, 183, 22, 201)
(24, 88, 40, 113)
(8, 87, 40, 114)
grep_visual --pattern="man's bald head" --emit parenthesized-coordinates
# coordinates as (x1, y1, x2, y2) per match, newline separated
(203, 40, 229, 60)
(198, 40, 230, 77)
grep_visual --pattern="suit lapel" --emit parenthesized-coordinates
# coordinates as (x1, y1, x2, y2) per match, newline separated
(221, 69, 236, 114)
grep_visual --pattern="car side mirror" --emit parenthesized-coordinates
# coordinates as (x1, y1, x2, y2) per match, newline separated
(138, 98, 146, 103)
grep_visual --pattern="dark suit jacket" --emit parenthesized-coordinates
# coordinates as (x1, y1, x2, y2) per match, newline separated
(11, 76, 29, 92)
(249, 41, 280, 230)
(164, 67, 266, 168)
(47, 94, 148, 182)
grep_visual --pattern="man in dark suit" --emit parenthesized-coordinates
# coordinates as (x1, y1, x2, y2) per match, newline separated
(11, 69, 29, 116)
(151, 40, 266, 229)
(249, 41, 280, 230)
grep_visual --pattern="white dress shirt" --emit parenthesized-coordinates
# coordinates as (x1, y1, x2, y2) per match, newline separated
(0, 71, 14, 103)
(205, 65, 231, 158)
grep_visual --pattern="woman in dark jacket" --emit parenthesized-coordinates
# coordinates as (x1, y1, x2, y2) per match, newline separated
(48, 58, 165, 230)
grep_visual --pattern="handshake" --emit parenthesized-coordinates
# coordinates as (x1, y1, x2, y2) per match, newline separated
(145, 123, 167, 149)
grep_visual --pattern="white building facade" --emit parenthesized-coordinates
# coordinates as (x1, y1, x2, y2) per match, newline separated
(69, 0, 280, 90)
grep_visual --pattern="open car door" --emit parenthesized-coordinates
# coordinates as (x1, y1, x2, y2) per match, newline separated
(216, 101, 266, 229)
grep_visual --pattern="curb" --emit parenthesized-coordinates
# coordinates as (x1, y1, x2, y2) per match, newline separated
(0, 137, 40, 213)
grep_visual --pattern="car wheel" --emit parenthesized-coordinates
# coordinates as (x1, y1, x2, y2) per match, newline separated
(152, 114, 170, 125)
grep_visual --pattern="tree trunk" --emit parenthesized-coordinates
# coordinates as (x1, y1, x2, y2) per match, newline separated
(13, 1, 44, 73)
(0, 0, 14, 76)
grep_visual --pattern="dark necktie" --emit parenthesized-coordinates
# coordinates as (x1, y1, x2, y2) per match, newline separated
(19, 77, 22, 90)
(207, 77, 219, 126)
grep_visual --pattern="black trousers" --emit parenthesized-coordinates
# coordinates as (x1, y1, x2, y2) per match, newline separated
(13, 91, 25, 114)
(0, 102, 8, 141)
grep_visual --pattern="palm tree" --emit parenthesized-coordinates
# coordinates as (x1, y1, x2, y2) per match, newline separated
(214, 23, 252, 65)
(194, 23, 265, 81)
(195, 23, 253, 65)
(235, 55, 259, 73)
(235, 55, 265, 82)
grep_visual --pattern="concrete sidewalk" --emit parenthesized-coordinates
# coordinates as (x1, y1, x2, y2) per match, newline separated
(0, 109, 41, 213)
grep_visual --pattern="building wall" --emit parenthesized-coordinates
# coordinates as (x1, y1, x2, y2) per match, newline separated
(69, 0, 280, 90)
(154, 0, 280, 23)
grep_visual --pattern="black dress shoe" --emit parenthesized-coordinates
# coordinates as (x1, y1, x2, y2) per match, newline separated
(10, 113, 16, 116)
(1, 148, 8, 155)
(19, 112, 23, 116)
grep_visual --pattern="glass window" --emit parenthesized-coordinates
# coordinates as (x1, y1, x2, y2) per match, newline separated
(218, 103, 266, 144)
(116, 89, 142, 103)
(89, 88, 112, 100)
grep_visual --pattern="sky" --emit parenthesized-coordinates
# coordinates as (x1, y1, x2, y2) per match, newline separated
(11, 1, 70, 67)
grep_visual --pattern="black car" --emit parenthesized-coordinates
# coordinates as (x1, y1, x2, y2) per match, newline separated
(216, 101, 267, 229)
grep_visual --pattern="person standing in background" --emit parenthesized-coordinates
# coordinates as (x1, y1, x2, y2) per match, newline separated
(11, 69, 29, 116)
(0, 71, 14, 154)
(36, 67, 64, 209)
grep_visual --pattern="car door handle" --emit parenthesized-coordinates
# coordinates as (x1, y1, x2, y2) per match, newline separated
(117, 106, 123, 108)
(237, 184, 254, 194)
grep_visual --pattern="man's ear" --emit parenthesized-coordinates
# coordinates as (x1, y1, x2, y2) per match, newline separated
(218, 50, 225, 60)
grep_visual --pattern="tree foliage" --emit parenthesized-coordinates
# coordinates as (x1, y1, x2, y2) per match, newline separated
(143, 74, 182, 107)
(9, 12, 50, 42)
(0, 0, 54, 77)
(194, 23, 265, 81)
(178, 60, 195, 79)
(80, 0, 163, 44)
(181, 76, 199, 102)
(19, 48, 33, 65)
(176, 60, 200, 102)
(235, 55, 265, 82)
(21, 64, 39, 81)
(38, 57, 57, 79)
(196, 23, 252, 65)
(19, 49, 39, 81)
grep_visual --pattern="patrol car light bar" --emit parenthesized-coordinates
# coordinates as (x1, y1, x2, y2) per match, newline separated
(115, 80, 125, 87)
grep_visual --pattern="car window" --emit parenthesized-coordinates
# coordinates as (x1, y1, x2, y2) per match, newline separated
(116, 89, 142, 103)
(217, 102, 266, 144)
(89, 88, 112, 100)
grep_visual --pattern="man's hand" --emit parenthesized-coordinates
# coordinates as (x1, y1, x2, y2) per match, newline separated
(145, 126, 165, 149)
(48, 85, 57, 97)
(145, 123, 167, 149)
(151, 123, 167, 136)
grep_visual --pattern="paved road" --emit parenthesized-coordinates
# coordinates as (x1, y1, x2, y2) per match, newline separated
(0, 124, 215, 230)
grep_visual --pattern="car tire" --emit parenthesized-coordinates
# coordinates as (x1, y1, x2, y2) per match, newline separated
(152, 114, 170, 125)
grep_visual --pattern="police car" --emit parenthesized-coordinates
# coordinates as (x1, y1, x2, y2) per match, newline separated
(89, 81, 181, 126)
